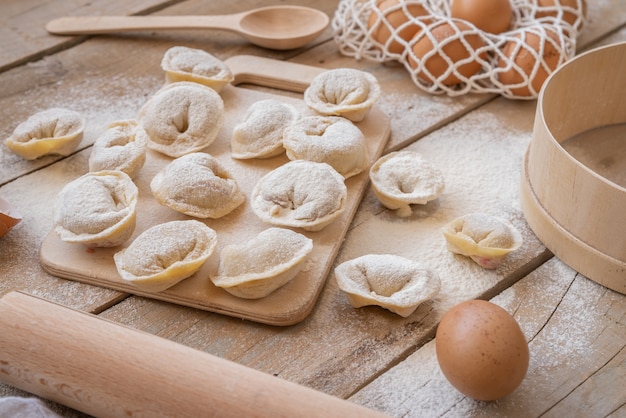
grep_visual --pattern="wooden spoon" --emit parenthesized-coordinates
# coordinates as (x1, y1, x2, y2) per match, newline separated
(46, 5, 330, 50)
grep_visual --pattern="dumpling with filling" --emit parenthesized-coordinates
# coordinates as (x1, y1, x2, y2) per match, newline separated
(161, 46, 234, 92)
(251, 160, 347, 231)
(88, 119, 148, 179)
(370, 151, 445, 217)
(304, 68, 381, 122)
(151, 152, 245, 219)
(211, 228, 313, 299)
(442, 213, 524, 269)
(6, 108, 84, 160)
(283, 116, 369, 179)
(231, 99, 299, 159)
(139, 82, 224, 157)
(54, 170, 138, 247)
(335, 254, 441, 317)
(114, 220, 218, 292)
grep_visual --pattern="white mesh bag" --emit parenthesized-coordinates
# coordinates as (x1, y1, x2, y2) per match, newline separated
(332, 0, 585, 99)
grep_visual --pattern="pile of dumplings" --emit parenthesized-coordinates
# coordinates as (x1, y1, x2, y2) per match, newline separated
(5, 46, 386, 301)
(4, 45, 525, 319)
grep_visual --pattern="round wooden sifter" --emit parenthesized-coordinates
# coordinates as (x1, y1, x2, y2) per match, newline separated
(520, 41, 626, 294)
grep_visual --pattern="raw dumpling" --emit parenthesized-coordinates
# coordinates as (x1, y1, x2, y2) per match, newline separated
(150, 152, 245, 219)
(251, 160, 347, 232)
(211, 228, 313, 299)
(139, 81, 224, 157)
(283, 116, 369, 179)
(370, 151, 445, 217)
(88, 119, 148, 179)
(54, 170, 138, 247)
(161, 46, 234, 93)
(231, 99, 299, 159)
(304, 68, 381, 122)
(442, 213, 524, 269)
(5, 108, 84, 160)
(335, 254, 441, 317)
(114, 220, 218, 292)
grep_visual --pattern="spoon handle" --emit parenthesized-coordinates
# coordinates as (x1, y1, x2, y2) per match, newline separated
(46, 15, 243, 35)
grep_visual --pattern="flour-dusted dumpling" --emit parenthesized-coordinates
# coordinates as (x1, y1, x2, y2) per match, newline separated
(231, 99, 299, 159)
(335, 254, 441, 317)
(5, 108, 84, 160)
(304, 68, 381, 122)
(54, 170, 138, 247)
(251, 160, 347, 231)
(442, 213, 524, 269)
(114, 220, 217, 292)
(151, 152, 245, 219)
(370, 151, 445, 217)
(88, 120, 148, 179)
(283, 116, 369, 179)
(139, 81, 224, 157)
(161, 46, 234, 93)
(211, 228, 313, 299)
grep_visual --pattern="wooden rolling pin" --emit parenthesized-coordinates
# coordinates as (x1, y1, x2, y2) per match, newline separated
(0, 291, 387, 417)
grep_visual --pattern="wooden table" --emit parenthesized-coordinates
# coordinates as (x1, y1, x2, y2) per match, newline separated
(1, 1, 624, 416)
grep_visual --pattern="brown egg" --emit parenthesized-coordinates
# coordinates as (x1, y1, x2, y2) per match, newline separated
(497, 27, 562, 97)
(368, 0, 431, 54)
(409, 20, 486, 86)
(534, 0, 587, 28)
(0, 197, 22, 239)
(450, 0, 513, 34)
(435, 299, 529, 401)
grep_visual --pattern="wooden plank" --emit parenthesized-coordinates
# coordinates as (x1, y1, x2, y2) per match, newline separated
(0, 0, 182, 72)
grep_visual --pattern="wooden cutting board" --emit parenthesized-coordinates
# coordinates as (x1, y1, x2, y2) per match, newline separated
(40, 56, 391, 326)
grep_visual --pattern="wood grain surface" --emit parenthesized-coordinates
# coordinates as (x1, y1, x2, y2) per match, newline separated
(1, 0, 625, 417)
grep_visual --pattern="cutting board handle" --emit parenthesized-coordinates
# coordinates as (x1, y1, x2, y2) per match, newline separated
(225, 55, 326, 93)
(0, 291, 386, 417)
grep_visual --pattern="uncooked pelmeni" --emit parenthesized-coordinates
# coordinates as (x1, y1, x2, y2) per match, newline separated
(5, 108, 84, 160)
(139, 81, 224, 157)
(304, 68, 381, 122)
(88, 119, 148, 179)
(231, 99, 299, 159)
(251, 160, 347, 232)
(54, 170, 138, 248)
(150, 152, 245, 219)
(442, 213, 524, 269)
(211, 227, 313, 299)
(335, 254, 441, 317)
(161, 46, 234, 92)
(114, 220, 218, 292)
(283, 116, 369, 179)
(369, 151, 445, 217)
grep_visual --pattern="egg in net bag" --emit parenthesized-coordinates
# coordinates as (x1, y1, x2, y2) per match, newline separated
(332, 0, 585, 99)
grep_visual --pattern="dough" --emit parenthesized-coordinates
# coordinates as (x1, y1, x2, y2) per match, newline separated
(5, 108, 84, 160)
(139, 81, 224, 157)
(283, 116, 369, 179)
(88, 119, 148, 179)
(370, 151, 445, 217)
(150, 152, 245, 219)
(231, 99, 299, 159)
(304, 68, 381, 122)
(54, 170, 138, 247)
(251, 160, 347, 231)
(335, 254, 441, 317)
(161, 46, 234, 92)
(114, 220, 218, 292)
(211, 227, 313, 299)
(442, 213, 524, 269)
